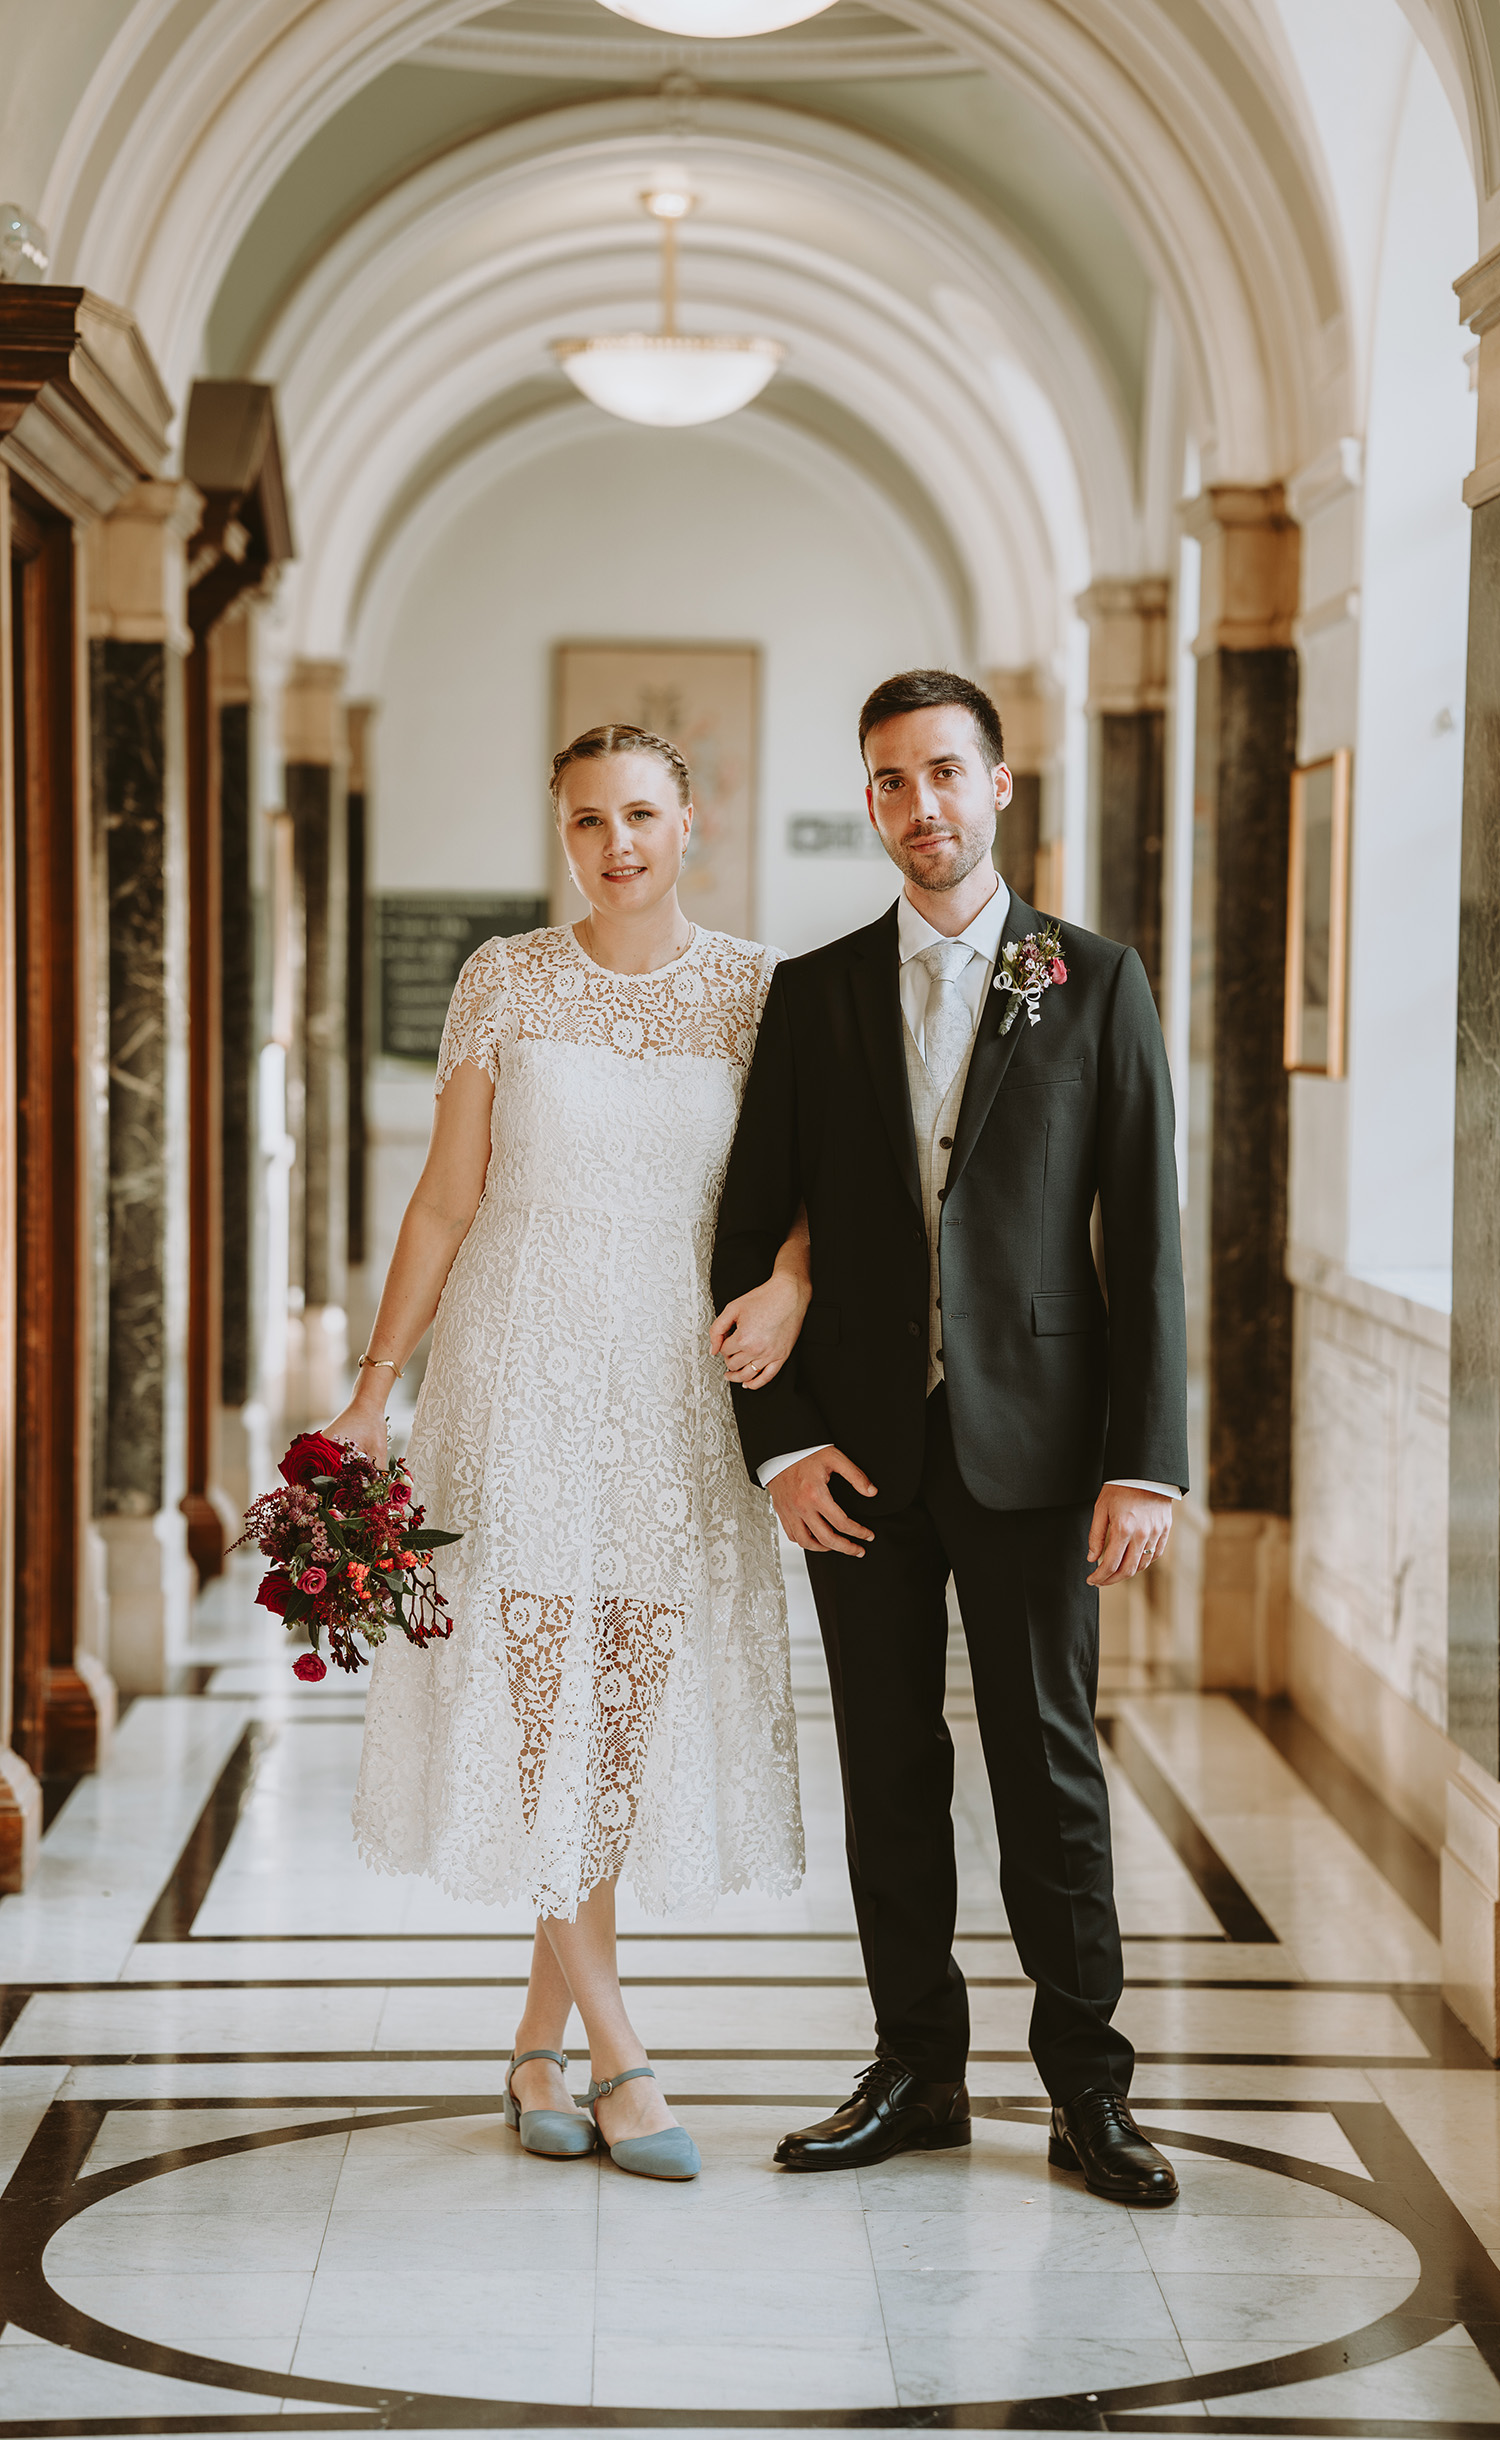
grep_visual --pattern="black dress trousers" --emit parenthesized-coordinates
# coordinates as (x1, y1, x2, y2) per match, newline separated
(803, 1386, 1133, 2102)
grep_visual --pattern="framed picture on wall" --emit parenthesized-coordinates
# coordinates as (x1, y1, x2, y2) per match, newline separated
(1284, 748, 1352, 1077)
(551, 641, 759, 937)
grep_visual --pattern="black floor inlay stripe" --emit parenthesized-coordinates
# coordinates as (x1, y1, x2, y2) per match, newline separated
(137, 1725, 273, 1943)
(1099, 1715, 1278, 1943)
(1235, 1692, 1443, 1934)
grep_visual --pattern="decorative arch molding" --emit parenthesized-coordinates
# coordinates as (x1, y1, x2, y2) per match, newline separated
(260, 236, 1053, 669)
(38, 0, 1346, 483)
(248, 96, 1118, 665)
(338, 394, 971, 702)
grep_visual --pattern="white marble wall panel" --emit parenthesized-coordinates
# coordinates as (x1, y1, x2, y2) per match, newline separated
(1289, 1254, 1450, 1727)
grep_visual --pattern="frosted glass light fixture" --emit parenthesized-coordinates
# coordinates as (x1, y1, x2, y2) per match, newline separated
(0, 206, 50, 283)
(551, 185, 783, 428)
(599, 0, 836, 31)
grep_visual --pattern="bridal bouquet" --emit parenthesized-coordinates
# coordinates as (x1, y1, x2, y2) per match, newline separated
(235, 1431, 461, 1682)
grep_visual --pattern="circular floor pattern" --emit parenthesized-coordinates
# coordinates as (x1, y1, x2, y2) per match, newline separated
(3, 2098, 1487, 2427)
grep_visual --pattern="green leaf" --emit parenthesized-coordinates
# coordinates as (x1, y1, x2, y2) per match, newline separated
(407, 1528, 462, 1551)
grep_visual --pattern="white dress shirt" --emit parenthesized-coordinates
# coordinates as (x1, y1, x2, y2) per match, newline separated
(758, 879, 1181, 1504)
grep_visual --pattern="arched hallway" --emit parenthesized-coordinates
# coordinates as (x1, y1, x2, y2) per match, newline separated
(4, 0, 1500, 2424)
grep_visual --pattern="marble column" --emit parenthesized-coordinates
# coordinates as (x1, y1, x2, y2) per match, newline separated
(283, 661, 347, 1322)
(87, 479, 201, 1695)
(1176, 487, 1301, 1693)
(1078, 579, 1170, 1002)
(345, 703, 374, 1279)
(985, 665, 1060, 908)
(217, 615, 255, 1408)
(1442, 245, 1500, 2054)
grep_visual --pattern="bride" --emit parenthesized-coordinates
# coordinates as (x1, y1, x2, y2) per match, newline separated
(333, 723, 807, 2183)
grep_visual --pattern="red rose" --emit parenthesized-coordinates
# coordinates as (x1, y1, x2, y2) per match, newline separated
(390, 1481, 412, 1508)
(279, 1431, 346, 1487)
(255, 1571, 295, 1616)
(293, 1652, 327, 1682)
(1050, 957, 1068, 986)
(299, 1565, 328, 1594)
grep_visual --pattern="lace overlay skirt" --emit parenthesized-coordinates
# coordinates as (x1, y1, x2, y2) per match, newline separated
(351, 1199, 804, 1919)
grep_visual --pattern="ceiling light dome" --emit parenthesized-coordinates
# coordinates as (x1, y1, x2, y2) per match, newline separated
(597, 0, 837, 34)
(551, 185, 784, 428)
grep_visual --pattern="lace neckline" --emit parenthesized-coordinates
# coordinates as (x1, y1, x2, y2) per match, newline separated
(564, 923, 701, 983)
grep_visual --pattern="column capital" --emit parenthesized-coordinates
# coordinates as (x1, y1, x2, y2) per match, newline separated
(282, 658, 346, 767)
(84, 478, 203, 654)
(1457, 244, 1500, 510)
(1183, 483, 1299, 653)
(1075, 577, 1171, 714)
(983, 665, 1060, 773)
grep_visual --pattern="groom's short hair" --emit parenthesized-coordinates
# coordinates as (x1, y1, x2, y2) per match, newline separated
(859, 670, 1005, 770)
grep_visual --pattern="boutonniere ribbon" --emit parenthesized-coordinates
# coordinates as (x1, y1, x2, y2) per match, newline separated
(993, 922, 1068, 1036)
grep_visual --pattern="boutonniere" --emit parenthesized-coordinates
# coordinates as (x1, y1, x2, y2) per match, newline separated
(993, 923, 1068, 1035)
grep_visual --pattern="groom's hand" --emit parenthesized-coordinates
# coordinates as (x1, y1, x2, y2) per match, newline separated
(1087, 1486, 1174, 1587)
(770, 1447, 878, 1556)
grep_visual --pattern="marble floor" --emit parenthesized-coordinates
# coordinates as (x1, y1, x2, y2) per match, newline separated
(2, 1555, 1499, 2436)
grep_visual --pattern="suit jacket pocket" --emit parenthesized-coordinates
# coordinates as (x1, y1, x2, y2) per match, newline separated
(1032, 1289, 1104, 1335)
(1002, 1057, 1085, 1091)
(802, 1303, 841, 1347)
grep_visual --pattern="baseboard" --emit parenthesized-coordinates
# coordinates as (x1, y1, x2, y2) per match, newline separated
(1287, 1593, 1455, 1858)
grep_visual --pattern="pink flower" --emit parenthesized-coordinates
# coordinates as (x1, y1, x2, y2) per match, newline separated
(299, 1566, 328, 1594)
(1050, 957, 1068, 986)
(390, 1481, 412, 1508)
(293, 1653, 327, 1682)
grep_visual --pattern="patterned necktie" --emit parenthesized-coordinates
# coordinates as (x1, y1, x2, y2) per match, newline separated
(917, 938, 975, 1093)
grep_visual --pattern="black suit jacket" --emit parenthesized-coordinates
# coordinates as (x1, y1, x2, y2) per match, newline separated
(712, 894, 1189, 1513)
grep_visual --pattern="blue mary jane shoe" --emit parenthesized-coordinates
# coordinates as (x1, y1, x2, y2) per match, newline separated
(503, 2049, 598, 2159)
(586, 2065, 701, 2180)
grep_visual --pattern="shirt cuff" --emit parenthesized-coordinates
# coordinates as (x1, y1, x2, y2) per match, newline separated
(758, 1444, 831, 1488)
(1106, 1479, 1183, 1500)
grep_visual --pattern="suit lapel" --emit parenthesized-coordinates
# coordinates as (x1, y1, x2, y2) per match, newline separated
(849, 906, 922, 1217)
(945, 889, 1042, 1192)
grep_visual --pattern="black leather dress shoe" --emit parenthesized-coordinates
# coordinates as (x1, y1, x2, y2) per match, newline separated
(1049, 2090, 1178, 2205)
(775, 2059, 970, 2172)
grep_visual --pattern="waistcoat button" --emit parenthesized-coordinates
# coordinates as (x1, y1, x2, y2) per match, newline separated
(907, 1320, 920, 1337)
(939, 1135, 953, 1149)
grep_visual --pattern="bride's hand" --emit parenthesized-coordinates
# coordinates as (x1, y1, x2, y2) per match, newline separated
(710, 1270, 810, 1389)
(324, 1397, 388, 1466)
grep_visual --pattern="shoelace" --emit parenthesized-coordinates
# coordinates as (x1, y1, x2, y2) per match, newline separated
(1072, 2091, 1134, 2136)
(853, 2058, 905, 2100)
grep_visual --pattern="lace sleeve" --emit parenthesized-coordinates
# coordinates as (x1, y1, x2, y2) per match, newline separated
(435, 936, 512, 1090)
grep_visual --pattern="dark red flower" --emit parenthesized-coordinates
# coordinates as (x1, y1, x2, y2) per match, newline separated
(279, 1431, 346, 1487)
(293, 1652, 327, 1682)
(390, 1480, 412, 1508)
(255, 1571, 296, 1616)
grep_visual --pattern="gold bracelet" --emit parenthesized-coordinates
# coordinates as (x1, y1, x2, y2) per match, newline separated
(358, 1353, 404, 1381)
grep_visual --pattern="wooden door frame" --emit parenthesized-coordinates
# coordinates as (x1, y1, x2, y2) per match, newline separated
(7, 480, 84, 1774)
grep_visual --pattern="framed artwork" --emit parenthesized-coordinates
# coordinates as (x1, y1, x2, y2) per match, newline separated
(1284, 749, 1352, 1077)
(551, 641, 759, 937)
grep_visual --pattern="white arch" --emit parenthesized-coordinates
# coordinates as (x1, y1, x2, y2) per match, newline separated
(37, 0, 1346, 483)
(251, 96, 1123, 667)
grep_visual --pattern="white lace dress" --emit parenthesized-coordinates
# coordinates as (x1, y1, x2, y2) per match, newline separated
(352, 924, 804, 1919)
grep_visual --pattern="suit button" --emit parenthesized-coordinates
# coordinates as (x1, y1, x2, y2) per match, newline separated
(936, 1348, 944, 1362)
(939, 1136, 953, 1149)
(907, 1321, 921, 1338)
(937, 1186, 948, 1199)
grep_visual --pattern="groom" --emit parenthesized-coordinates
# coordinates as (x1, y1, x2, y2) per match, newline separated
(713, 669, 1188, 2206)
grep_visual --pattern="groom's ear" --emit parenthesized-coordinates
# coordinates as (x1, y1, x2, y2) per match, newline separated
(994, 762, 1014, 813)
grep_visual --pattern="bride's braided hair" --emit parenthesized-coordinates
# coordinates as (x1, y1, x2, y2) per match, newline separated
(550, 723, 692, 809)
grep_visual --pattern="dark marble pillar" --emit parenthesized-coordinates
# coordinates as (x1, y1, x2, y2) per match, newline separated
(283, 658, 347, 1319)
(86, 478, 199, 1697)
(987, 665, 1058, 908)
(219, 693, 254, 1407)
(1079, 579, 1169, 1002)
(93, 638, 172, 1523)
(345, 703, 374, 1275)
(1181, 489, 1300, 1691)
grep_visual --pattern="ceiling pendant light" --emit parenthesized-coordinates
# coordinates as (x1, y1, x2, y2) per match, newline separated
(551, 185, 784, 429)
(597, 0, 837, 33)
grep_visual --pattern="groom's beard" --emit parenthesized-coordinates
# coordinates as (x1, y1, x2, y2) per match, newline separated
(887, 824, 992, 894)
